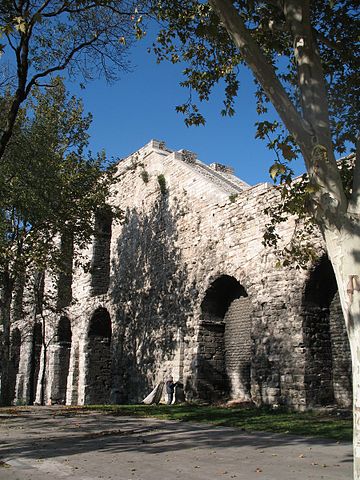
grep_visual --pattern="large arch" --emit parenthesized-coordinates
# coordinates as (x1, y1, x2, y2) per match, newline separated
(196, 275, 253, 402)
(85, 307, 112, 404)
(29, 323, 42, 405)
(303, 256, 352, 407)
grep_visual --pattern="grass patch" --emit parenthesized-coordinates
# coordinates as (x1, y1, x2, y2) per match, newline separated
(68, 404, 352, 442)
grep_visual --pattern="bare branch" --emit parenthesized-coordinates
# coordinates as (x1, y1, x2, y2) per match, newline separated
(25, 35, 101, 97)
(312, 28, 343, 53)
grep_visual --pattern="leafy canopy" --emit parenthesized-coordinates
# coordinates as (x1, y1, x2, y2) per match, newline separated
(0, 78, 116, 280)
(150, 1, 358, 153)
(149, 0, 358, 265)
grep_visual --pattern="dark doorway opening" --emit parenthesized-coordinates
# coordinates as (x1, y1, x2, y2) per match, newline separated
(197, 275, 252, 402)
(85, 308, 112, 404)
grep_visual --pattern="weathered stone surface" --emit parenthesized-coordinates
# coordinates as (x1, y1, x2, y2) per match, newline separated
(5, 140, 352, 410)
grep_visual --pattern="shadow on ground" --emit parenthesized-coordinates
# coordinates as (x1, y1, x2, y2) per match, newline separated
(0, 406, 353, 466)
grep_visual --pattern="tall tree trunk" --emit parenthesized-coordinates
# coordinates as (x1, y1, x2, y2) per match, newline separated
(40, 316, 47, 406)
(0, 270, 14, 406)
(325, 225, 360, 478)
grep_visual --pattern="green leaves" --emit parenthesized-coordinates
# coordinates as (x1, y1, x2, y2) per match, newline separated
(0, 79, 115, 283)
(13, 16, 27, 34)
(269, 163, 286, 180)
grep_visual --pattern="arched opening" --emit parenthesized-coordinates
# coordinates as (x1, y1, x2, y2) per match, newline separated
(51, 317, 72, 404)
(90, 207, 112, 296)
(29, 323, 42, 405)
(57, 233, 74, 309)
(9, 328, 21, 403)
(85, 308, 112, 404)
(303, 256, 351, 407)
(196, 275, 252, 402)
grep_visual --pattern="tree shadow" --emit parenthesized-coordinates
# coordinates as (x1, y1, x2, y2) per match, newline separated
(110, 194, 192, 402)
(0, 409, 352, 468)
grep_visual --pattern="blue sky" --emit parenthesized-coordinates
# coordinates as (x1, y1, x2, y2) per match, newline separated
(70, 35, 305, 186)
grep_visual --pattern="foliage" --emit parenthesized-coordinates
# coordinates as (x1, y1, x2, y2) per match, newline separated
(229, 193, 238, 203)
(0, 0, 146, 160)
(150, 1, 357, 148)
(0, 77, 115, 290)
(140, 169, 150, 183)
(157, 173, 167, 195)
(149, 0, 358, 265)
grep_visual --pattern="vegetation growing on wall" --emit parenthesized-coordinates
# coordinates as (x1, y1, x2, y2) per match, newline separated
(157, 174, 167, 195)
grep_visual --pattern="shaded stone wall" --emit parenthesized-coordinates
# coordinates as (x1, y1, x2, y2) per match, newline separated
(302, 257, 352, 408)
(225, 297, 252, 400)
(57, 234, 74, 309)
(29, 323, 42, 405)
(330, 293, 352, 408)
(47, 317, 72, 404)
(196, 322, 228, 401)
(303, 306, 334, 406)
(109, 196, 191, 403)
(84, 308, 112, 404)
(85, 337, 112, 403)
(8, 329, 21, 403)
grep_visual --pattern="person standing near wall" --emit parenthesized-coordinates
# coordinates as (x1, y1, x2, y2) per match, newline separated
(165, 376, 176, 405)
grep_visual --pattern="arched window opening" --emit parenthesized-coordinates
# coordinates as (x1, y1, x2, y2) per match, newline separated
(58, 316, 72, 343)
(304, 256, 338, 307)
(89, 307, 112, 339)
(90, 207, 112, 296)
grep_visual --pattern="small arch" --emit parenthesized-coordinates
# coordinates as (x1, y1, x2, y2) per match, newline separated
(196, 275, 252, 402)
(29, 323, 43, 405)
(303, 256, 351, 407)
(85, 308, 112, 404)
(304, 256, 338, 307)
(9, 328, 21, 403)
(200, 275, 247, 322)
(90, 207, 112, 296)
(51, 317, 72, 404)
(58, 316, 72, 343)
(88, 307, 112, 339)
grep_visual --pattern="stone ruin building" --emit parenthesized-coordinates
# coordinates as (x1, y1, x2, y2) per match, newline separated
(4, 140, 352, 410)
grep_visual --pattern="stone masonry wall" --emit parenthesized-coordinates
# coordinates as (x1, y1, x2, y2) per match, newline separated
(225, 297, 253, 400)
(7, 140, 352, 410)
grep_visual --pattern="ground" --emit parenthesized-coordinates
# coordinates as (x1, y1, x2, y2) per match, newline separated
(0, 406, 352, 479)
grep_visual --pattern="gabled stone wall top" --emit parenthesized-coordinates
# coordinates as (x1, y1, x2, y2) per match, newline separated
(115, 139, 254, 195)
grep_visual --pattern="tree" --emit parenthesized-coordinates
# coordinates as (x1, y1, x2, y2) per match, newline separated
(0, 0, 145, 160)
(0, 78, 116, 406)
(149, 0, 359, 476)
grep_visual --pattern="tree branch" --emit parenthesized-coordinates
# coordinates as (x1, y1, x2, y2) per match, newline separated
(283, 0, 347, 216)
(208, 0, 313, 154)
(25, 35, 101, 97)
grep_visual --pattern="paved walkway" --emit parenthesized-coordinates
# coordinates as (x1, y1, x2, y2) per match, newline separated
(0, 407, 352, 479)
